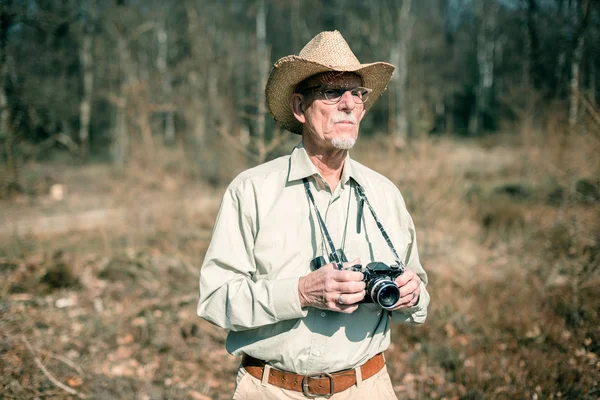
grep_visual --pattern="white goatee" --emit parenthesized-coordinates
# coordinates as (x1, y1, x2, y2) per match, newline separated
(331, 137, 356, 150)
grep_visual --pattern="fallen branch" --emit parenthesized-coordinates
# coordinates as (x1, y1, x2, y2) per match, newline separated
(39, 350, 85, 377)
(21, 335, 85, 398)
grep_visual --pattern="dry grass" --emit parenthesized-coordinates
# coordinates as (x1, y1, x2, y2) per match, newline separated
(1, 125, 599, 399)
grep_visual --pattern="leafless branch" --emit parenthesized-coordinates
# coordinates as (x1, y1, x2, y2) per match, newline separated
(21, 335, 85, 398)
(39, 350, 85, 377)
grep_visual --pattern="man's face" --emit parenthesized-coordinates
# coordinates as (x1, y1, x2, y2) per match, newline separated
(294, 72, 366, 152)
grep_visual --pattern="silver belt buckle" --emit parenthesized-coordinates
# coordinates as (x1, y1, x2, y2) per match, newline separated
(302, 372, 335, 398)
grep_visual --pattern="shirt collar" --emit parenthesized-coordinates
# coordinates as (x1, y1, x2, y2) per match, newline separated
(287, 141, 369, 190)
(288, 142, 320, 182)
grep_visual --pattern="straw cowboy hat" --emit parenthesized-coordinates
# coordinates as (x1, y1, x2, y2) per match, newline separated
(265, 30, 395, 134)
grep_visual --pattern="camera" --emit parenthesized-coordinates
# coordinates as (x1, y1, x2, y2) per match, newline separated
(311, 249, 405, 310)
(351, 262, 404, 309)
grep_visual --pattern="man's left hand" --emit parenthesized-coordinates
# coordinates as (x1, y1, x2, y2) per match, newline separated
(389, 269, 421, 310)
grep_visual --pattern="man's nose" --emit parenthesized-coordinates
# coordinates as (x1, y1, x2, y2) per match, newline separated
(338, 90, 356, 111)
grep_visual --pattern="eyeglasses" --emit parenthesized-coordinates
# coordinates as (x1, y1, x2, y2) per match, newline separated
(300, 85, 373, 105)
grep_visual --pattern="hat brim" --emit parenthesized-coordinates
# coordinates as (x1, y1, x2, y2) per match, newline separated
(265, 56, 395, 134)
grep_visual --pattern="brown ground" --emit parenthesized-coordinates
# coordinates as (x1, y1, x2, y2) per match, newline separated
(1, 133, 599, 399)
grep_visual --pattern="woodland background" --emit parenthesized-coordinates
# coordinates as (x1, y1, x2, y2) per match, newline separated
(0, 0, 599, 399)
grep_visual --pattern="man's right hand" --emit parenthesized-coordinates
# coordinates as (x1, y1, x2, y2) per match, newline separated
(298, 259, 366, 313)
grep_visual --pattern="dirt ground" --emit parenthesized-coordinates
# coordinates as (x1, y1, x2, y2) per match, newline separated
(1, 135, 599, 399)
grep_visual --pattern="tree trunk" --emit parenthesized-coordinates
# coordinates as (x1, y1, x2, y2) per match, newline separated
(391, 0, 412, 149)
(470, 0, 495, 136)
(0, 1, 9, 139)
(526, 0, 542, 89)
(112, 96, 128, 170)
(569, 35, 584, 133)
(254, 0, 268, 163)
(591, 60, 597, 107)
(79, 0, 95, 160)
(111, 36, 133, 168)
(445, 89, 454, 135)
(553, 0, 571, 97)
(568, 0, 590, 134)
(156, 17, 175, 145)
(0, 0, 21, 194)
(377, 1, 395, 139)
(184, 5, 209, 161)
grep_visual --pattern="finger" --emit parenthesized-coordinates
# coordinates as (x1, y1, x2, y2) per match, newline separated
(337, 304, 359, 314)
(323, 275, 363, 293)
(395, 273, 421, 292)
(336, 280, 366, 294)
(325, 290, 365, 307)
(341, 258, 361, 269)
(390, 286, 420, 310)
(335, 269, 364, 282)
(394, 269, 417, 286)
(324, 290, 366, 308)
(322, 262, 339, 272)
(339, 290, 366, 305)
(397, 279, 420, 296)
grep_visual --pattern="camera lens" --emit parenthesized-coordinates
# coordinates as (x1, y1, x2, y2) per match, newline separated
(373, 281, 400, 309)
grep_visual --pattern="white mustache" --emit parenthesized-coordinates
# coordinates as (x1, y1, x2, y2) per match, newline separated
(332, 113, 357, 124)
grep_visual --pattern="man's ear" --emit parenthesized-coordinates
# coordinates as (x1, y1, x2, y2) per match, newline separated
(290, 94, 306, 124)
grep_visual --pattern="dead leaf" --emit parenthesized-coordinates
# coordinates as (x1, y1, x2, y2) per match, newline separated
(117, 333, 134, 345)
(67, 376, 83, 387)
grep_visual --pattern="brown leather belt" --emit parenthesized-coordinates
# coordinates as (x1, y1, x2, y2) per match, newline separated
(241, 353, 385, 397)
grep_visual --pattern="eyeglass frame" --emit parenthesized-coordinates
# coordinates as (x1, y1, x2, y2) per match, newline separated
(297, 84, 373, 105)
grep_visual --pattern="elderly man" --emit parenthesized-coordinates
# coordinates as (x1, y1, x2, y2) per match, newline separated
(198, 31, 429, 399)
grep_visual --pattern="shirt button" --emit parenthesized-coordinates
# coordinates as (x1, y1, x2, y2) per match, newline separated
(320, 312, 327, 318)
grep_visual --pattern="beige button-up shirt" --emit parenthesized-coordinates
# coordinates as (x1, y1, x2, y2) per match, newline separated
(198, 142, 429, 375)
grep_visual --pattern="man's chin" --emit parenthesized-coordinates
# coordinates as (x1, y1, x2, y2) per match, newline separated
(331, 137, 356, 150)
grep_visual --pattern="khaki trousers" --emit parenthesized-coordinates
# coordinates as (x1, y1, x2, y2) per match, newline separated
(232, 363, 398, 400)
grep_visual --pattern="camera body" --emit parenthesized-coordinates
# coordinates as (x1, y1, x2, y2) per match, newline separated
(351, 262, 404, 309)
(311, 249, 405, 310)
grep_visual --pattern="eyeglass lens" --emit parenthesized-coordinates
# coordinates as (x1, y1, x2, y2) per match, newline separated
(323, 87, 370, 104)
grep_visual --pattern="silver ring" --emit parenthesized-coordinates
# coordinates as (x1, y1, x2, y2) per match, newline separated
(337, 294, 344, 305)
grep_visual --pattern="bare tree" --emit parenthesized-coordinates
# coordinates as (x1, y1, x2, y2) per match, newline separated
(184, 5, 209, 157)
(0, 0, 20, 195)
(254, 0, 268, 161)
(390, 0, 413, 149)
(470, 0, 497, 136)
(568, 0, 590, 133)
(591, 61, 597, 107)
(156, 15, 175, 144)
(79, 0, 96, 160)
(378, 0, 413, 148)
(0, 1, 9, 138)
(525, 0, 543, 89)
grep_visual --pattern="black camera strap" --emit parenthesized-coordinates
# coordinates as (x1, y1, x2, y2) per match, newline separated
(302, 178, 344, 267)
(303, 177, 404, 272)
(353, 181, 404, 271)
